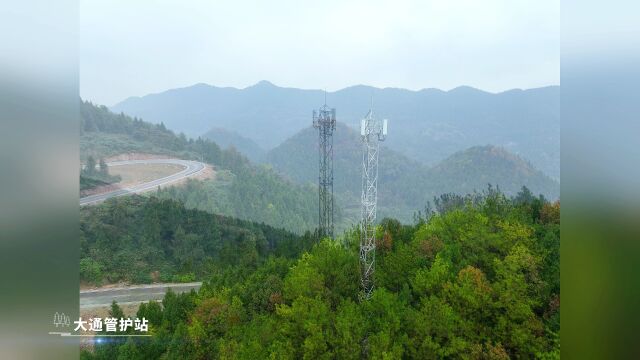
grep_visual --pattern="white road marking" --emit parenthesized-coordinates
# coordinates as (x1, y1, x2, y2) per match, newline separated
(80, 159, 205, 206)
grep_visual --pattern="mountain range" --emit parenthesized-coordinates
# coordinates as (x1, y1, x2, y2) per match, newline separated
(266, 122, 559, 222)
(85, 98, 558, 228)
(111, 81, 560, 179)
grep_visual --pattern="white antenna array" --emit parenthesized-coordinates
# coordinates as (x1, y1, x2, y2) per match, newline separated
(359, 106, 387, 300)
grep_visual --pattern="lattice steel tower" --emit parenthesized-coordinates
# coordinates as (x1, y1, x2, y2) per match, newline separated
(359, 108, 387, 300)
(313, 103, 337, 239)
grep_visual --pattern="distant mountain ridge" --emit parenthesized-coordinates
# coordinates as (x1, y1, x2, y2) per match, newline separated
(203, 127, 266, 163)
(266, 123, 559, 221)
(426, 145, 559, 200)
(111, 81, 560, 179)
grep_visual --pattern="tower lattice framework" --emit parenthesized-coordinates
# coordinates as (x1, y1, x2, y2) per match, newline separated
(359, 109, 387, 300)
(313, 105, 336, 240)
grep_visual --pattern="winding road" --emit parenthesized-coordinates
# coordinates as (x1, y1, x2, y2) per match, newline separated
(80, 159, 205, 206)
(81, 282, 202, 309)
(80, 159, 205, 308)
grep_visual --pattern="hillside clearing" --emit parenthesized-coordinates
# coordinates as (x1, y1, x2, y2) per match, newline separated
(109, 163, 185, 187)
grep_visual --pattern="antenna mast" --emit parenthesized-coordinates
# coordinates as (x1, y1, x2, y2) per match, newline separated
(359, 106, 388, 300)
(313, 100, 336, 240)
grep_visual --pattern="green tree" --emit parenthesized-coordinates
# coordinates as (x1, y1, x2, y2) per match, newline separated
(492, 244, 544, 356)
(364, 289, 407, 359)
(137, 300, 163, 328)
(331, 299, 366, 359)
(99, 158, 109, 176)
(85, 156, 96, 176)
(276, 296, 333, 359)
(79, 257, 103, 285)
(165, 323, 194, 359)
(117, 338, 141, 360)
(412, 253, 452, 295)
(406, 295, 468, 358)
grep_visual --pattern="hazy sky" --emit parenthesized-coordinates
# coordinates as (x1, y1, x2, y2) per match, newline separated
(80, 0, 559, 106)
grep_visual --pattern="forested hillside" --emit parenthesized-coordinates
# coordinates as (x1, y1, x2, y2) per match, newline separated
(80, 196, 313, 285)
(202, 127, 266, 163)
(154, 174, 337, 235)
(267, 122, 425, 222)
(427, 145, 559, 199)
(267, 123, 559, 222)
(81, 100, 317, 234)
(81, 189, 560, 359)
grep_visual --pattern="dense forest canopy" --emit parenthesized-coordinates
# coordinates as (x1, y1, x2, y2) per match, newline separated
(80, 196, 314, 285)
(81, 188, 560, 359)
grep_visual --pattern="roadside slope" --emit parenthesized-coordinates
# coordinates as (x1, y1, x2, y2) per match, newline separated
(80, 159, 207, 205)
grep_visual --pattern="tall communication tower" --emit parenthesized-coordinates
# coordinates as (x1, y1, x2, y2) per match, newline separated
(313, 103, 337, 239)
(359, 108, 387, 300)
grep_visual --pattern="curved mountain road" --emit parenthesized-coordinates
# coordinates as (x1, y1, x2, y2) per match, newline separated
(80, 159, 205, 206)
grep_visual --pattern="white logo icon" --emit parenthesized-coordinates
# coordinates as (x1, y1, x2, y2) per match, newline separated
(53, 312, 70, 328)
